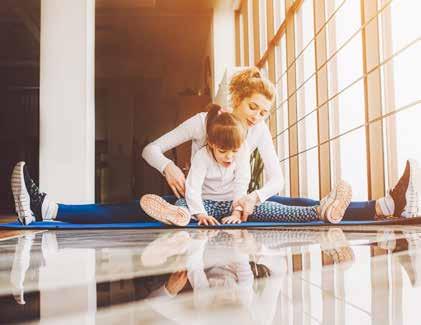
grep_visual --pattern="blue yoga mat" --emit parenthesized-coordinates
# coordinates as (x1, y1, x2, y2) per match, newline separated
(1, 217, 420, 229)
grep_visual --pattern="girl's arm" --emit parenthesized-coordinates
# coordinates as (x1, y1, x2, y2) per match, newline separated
(185, 150, 209, 217)
(254, 123, 284, 202)
(142, 113, 206, 174)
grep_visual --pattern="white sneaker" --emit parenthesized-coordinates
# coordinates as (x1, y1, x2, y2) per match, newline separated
(140, 194, 191, 226)
(10, 162, 35, 225)
(319, 180, 352, 223)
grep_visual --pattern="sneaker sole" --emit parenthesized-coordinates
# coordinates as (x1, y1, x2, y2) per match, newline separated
(140, 194, 190, 227)
(10, 162, 34, 225)
(402, 159, 421, 218)
(324, 181, 352, 224)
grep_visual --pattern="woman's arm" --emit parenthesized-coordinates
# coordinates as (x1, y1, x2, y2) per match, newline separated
(233, 144, 251, 201)
(142, 113, 206, 197)
(255, 123, 284, 202)
(142, 113, 206, 174)
(233, 123, 283, 221)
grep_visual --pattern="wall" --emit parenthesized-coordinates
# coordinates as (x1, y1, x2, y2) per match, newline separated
(212, 1, 236, 101)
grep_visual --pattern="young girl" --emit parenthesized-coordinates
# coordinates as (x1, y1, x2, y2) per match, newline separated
(140, 104, 350, 226)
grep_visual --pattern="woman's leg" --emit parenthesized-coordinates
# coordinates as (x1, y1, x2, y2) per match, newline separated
(57, 195, 177, 224)
(56, 200, 149, 224)
(249, 201, 320, 223)
(267, 195, 377, 220)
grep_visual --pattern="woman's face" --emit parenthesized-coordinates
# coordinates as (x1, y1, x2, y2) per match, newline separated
(233, 93, 272, 129)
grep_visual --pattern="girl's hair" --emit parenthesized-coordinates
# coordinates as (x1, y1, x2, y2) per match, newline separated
(229, 67, 276, 108)
(206, 103, 246, 150)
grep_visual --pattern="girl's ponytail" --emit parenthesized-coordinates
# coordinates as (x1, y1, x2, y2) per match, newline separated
(205, 103, 246, 150)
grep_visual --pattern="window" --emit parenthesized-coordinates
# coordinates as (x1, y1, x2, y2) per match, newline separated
(379, 0, 421, 188)
(295, 0, 318, 198)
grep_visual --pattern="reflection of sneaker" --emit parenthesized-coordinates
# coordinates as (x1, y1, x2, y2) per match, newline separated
(11, 162, 36, 225)
(141, 231, 191, 267)
(140, 194, 191, 226)
(399, 231, 421, 287)
(376, 230, 396, 251)
(323, 246, 355, 269)
(320, 181, 352, 223)
(10, 234, 35, 305)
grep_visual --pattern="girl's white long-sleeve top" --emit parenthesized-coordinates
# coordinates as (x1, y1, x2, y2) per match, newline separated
(184, 146, 250, 216)
(142, 112, 283, 202)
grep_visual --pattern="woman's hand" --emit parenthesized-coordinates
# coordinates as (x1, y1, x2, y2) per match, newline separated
(165, 270, 188, 296)
(232, 191, 260, 222)
(164, 162, 186, 198)
(197, 214, 220, 226)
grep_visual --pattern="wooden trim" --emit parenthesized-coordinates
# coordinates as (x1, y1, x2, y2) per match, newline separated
(235, 11, 241, 66)
(266, 0, 277, 138)
(361, 0, 385, 199)
(313, 0, 331, 197)
(295, 2, 308, 196)
(257, 0, 304, 68)
(379, 0, 398, 189)
(252, 0, 261, 65)
(241, 1, 250, 66)
(285, 0, 299, 197)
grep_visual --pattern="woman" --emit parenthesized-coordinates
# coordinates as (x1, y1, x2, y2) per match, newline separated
(11, 67, 420, 225)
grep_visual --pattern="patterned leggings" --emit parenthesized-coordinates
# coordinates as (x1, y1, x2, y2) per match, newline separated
(175, 199, 319, 223)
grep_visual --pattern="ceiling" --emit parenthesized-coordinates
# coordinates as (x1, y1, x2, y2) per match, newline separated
(1, 0, 233, 92)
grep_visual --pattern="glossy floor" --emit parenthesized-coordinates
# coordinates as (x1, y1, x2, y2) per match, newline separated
(1, 225, 421, 324)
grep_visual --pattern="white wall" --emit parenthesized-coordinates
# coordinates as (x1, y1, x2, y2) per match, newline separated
(39, 0, 95, 204)
(212, 2, 236, 102)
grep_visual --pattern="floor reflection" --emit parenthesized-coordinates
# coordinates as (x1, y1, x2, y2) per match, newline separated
(1, 227, 421, 324)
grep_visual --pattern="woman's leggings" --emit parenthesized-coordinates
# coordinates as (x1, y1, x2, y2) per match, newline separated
(174, 198, 319, 223)
(55, 195, 376, 224)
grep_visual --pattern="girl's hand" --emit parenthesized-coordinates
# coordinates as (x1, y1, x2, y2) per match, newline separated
(197, 214, 220, 226)
(163, 162, 186, 198)
(221, 209, 242, 224)
(221, 215, 242, 224)
(232, 191, 260, 222)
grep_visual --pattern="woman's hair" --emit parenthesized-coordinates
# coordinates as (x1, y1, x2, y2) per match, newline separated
(249, 261, 271, 279)
(250, 261, 271, 295)
(229, 67, 276, 108)
(206, 103, 246, 150)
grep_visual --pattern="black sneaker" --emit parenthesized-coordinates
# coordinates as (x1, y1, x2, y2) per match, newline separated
(390, 160, 411, 218)
(23, 164, 46, 221)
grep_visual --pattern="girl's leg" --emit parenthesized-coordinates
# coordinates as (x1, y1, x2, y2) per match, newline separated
(249, 201, 319, 223)
(174, 199, 233, 221)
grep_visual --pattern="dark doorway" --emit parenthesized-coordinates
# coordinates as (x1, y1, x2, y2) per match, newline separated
(0, 1, 40, 214)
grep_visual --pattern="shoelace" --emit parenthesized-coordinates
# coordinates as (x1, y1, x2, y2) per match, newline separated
(29, 180, 45, 205)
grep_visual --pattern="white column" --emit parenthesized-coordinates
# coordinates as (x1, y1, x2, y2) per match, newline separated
(40, 0, 95, 204)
